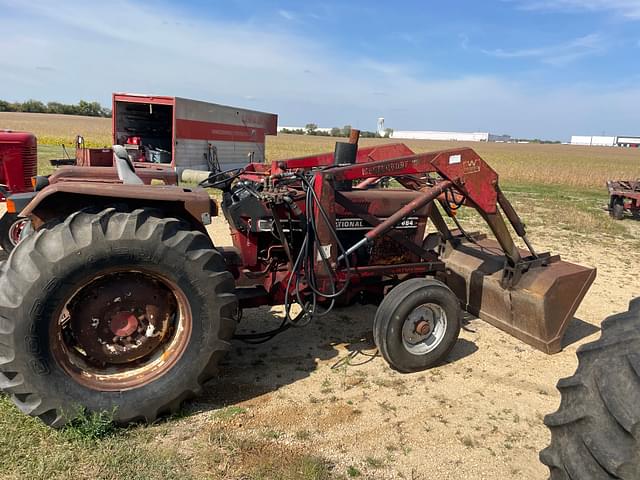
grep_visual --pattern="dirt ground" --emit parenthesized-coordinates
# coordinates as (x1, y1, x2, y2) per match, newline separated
(1, 201, 637, 479)
(193, 215, 640, 480)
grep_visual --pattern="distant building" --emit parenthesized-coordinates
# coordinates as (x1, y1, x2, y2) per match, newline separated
(571, 135, 640, 147)
(570, 135, 615, 147)
(391, 130, 510, 143)
(381, 115, 511, 142)
(391, 130, 487, 142)
(616, 136, 640, 148)
(489, 133, 512, 142)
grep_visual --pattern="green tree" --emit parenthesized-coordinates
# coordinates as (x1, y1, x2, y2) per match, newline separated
(76, 100, 104, 117)
(46, 102, 65, 114)
(20, 99, 47, 113)
(305, 123, 318, 135)
(342, 125, 352, 137)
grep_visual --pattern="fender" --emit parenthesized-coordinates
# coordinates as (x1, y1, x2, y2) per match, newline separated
(18, 183, 217, 232)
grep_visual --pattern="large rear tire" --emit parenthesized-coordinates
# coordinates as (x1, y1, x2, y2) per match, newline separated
(374, 278, 461, 373)
(0, 208, 237, 427)
(540, 298, 640, 479)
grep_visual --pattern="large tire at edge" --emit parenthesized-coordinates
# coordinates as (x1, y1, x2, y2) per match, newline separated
(0, 208, 237, 427)
(540, 298, 640, 479)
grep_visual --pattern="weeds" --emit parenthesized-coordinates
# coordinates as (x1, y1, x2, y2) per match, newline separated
(365, 456, 384, 468)
(214, 406, 247, 421)
(61, 408, 120, 442)
(347, 465, 362, 477)
(295, 429, 312, 441)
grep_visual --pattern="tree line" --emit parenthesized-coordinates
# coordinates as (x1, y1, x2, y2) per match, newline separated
(0, 99, 111, 117)
(280, 123, 394, 138)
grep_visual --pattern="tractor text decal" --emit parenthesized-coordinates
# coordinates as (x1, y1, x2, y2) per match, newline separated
(463, 158, 481, 175)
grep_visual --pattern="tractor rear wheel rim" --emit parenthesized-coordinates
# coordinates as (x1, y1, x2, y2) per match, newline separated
(401, 303, 447, 355)
(8, 218, 28, 246)
(50, 269, 192, 391)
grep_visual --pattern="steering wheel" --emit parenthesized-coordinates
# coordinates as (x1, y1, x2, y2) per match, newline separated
(198, 167, 245, 190)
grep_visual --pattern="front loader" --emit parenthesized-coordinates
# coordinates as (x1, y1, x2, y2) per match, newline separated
(0, 135, 595, 426)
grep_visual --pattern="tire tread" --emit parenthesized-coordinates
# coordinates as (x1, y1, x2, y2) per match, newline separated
(0, 207, 237, 426)
(541, 300, 640, 479)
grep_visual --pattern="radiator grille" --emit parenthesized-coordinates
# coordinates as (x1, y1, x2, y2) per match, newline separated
(21, 143, 37, 190)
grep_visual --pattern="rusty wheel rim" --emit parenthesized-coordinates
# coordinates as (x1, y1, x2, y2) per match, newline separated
(401, 303, 447, 355)
(50, 269, 192, 391)
(8, 218, 28, 246)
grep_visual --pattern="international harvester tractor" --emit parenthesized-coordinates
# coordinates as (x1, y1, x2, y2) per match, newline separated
(0, 132, 595, 426)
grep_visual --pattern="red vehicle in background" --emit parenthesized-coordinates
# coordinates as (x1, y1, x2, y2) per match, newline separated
(607, 179, 640, 220)
(0, 131, 37, 252)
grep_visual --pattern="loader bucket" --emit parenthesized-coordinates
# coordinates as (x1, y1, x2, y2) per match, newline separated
(439, 238, 596, 354)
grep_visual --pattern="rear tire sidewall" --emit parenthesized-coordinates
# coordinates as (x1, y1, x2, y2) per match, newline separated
(377, 282, 460, 372)
(6, 211, 234, 423)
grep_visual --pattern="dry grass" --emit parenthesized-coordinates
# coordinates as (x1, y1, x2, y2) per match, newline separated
(0, 112, 111, 147)
(0, 395, 332, 480)
(266, 134, 640, 189)
(2, 112, 638, 188)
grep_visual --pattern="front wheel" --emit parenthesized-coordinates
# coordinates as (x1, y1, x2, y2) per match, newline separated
(610, 198, 625, 220)
(0, 212, 29, 252)
(0, 208, 237, 427)
(374, 278, 461, 373)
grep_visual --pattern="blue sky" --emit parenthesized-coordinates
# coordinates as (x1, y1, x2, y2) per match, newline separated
(1, 0, 640, 140)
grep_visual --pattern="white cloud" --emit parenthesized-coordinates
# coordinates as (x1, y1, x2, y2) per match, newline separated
(482, 33, 606, 65)
(0, 0, 638, 139)
(278, 9, 295, 21)
(514, 0, 640, 19)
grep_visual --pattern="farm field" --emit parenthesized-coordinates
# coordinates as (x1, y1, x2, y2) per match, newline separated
(0, 113, 639, 479)
(1, 111, 639, 188)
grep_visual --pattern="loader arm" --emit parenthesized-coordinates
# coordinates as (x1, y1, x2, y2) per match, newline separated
(326, 147, 527, 270)
(316, 147, 596, 354)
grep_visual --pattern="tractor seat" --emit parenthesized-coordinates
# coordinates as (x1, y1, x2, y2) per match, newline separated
(113, 145, 144, 185)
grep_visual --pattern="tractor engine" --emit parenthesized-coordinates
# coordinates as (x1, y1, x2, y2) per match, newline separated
(222, 179, 429, 279)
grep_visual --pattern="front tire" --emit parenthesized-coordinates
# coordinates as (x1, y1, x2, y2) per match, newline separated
(611, 198, 625, 220)
(540, 299, 640, 479)
(374, 278, 461, 373)
(0, 208, 237, 427)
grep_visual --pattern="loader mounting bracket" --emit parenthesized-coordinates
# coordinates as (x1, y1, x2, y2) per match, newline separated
(501, 253, 559, 289)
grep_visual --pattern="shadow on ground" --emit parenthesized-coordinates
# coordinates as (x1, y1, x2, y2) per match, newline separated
(191, 303, 479, 411)
(561, 317, 600, 348)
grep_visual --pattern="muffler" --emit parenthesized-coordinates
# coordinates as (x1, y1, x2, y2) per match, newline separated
(439, 237, 596, 354)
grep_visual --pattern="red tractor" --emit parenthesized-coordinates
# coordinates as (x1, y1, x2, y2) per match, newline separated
(607, 180, 640, 220)
(0, 133, 595, 427)
(0, 131, 37, 252)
